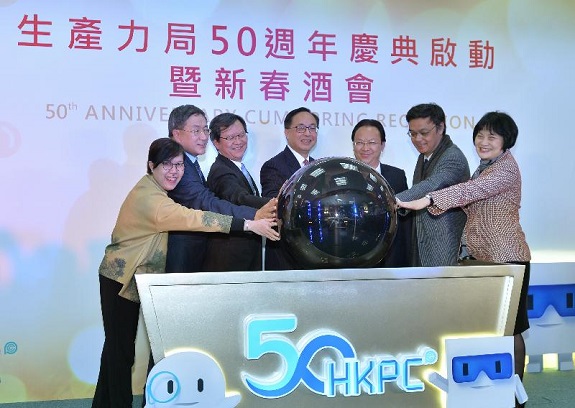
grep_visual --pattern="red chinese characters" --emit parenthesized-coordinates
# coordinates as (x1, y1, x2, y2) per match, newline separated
(14, 14, 497, 102)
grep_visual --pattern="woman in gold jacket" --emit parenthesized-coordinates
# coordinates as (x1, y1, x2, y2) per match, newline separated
(92, 138, 278, 408)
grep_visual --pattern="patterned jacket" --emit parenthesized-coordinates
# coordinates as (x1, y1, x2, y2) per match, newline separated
(429, 150, 530, 263)
(98, 174, 238, 302)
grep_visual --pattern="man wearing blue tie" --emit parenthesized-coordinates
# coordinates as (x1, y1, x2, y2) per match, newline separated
(166, 105, 277, 274)
(203, 113, 273, 271)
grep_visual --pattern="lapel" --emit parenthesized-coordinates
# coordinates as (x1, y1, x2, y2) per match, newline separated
(184, 155, 203, 183)
(413, 134, 454, 183)
(283, 146, 304, 174)
(219, 154, 259, 196)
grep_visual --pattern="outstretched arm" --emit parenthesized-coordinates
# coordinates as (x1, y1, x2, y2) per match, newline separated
(244, 219, 280, 241)
(396, 196, 432, 211)
(428, 372, 448, 393)
(514, 374, 528, 404)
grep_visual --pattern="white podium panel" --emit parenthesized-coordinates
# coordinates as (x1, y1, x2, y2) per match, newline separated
(136, 264, 524, 407)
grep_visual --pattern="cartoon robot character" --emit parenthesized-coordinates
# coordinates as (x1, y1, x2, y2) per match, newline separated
(525, 283, 575, 372)
(145, 350, 241, 408)
(428, 336, 527, 408)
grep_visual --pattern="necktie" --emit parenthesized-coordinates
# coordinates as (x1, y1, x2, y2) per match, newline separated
(302, 158, 309, 167)
(193, 159, 206, 185)
(421, 158, 429, 177)
(241, 163, 257, 195)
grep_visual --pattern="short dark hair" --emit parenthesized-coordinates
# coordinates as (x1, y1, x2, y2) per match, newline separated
(209, 113, 247, 142)
(406, 103, 447, 136)
(351, 119, 386, 142)
(473, 111, 518, 150)
(168, 105, 207, 137)
(284, 107, 319, 129)
(147, 138, 184, 174)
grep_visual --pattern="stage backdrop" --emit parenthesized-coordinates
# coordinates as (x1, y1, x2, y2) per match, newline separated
(0, 0, 574, 403)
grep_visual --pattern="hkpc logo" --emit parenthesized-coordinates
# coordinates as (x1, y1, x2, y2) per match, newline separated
(241, 314, 438, 399)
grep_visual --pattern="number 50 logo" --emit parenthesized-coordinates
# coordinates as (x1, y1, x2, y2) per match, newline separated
(240, 314, 438, 399)
(241, 314, 356, 398)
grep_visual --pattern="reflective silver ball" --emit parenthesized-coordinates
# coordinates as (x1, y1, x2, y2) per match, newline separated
(278, 157, 397, 268)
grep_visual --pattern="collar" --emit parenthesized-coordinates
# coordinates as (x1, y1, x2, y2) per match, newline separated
(286, 145, 308, 166)
(185, 151, 198, 163)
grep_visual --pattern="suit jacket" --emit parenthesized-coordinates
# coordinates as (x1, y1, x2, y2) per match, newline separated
(378, 163, 412, 268)
(260, 146, 314, 270)
(165, 154, 257, 273)
(395, 135, 470, 267)
(428, 150, 530, 263)
(203, 154, 270, 271)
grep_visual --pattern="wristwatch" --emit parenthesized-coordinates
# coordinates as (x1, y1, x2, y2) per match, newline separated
(425, 194, 434, 206)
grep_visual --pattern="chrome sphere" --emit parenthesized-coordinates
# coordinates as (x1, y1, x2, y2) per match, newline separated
(278, 157, 397, 268)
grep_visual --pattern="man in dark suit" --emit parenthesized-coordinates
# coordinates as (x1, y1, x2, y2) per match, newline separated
(166, 105, 277, 274)
(351, 119, 412, 268)
(260, 107, 319, 270)
(395, 103, 470, 267)
(203, 113, 272, 271)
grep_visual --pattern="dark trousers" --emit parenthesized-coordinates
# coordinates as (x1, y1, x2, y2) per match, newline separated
(92, 275, 140, 408)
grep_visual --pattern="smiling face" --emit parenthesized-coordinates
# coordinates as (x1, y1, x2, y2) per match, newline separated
(213, 119, 248, 162)
(353, 125, 384, 168)
(285, 111, 318, 157)
(407, 117, 444, 156)
(474, 128, 505, 160)
(171, 113, 209, 157)
(149, 154, 184, 191)
(145, 351, 241, 407)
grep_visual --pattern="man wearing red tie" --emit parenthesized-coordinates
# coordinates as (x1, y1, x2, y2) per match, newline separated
(260, 107, 319, 270)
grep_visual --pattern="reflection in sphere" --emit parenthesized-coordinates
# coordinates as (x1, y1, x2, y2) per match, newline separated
(278, 157, 397, 268)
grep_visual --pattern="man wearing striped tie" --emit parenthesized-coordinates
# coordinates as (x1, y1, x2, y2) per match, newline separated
(203, 113, 274, 271)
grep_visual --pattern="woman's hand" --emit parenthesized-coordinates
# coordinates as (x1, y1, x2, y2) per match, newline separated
(246, 218, 280, 241)
(396, 196, 431, 211)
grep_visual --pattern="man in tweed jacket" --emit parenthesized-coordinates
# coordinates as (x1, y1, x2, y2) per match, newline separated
(395, 103, 470, 267)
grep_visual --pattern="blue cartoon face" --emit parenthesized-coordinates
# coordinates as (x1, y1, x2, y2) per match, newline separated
(145, 351, 241, 408)
(451, 353, 513, 385)
(527, 284, 575, 319)
(429, 336, 521, 408)
(524, 283, 575, 360)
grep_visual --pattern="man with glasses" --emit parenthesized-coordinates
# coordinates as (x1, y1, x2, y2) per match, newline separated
(395, 103, 470, 267)
(203, 112, 272, 271)
(351, 118, 412, 267)
(166, 105, 277, 274)
(260, 106, 319, 270)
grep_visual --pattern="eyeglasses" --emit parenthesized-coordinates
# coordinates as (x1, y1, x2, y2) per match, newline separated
(220, 132, 248, 141)
(161, 161, 185, 171)
(181, 127, 211, 136)
(353, 140, 381, 148)
(407, 125, 437, 139)
(290, 125, 318, 134)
